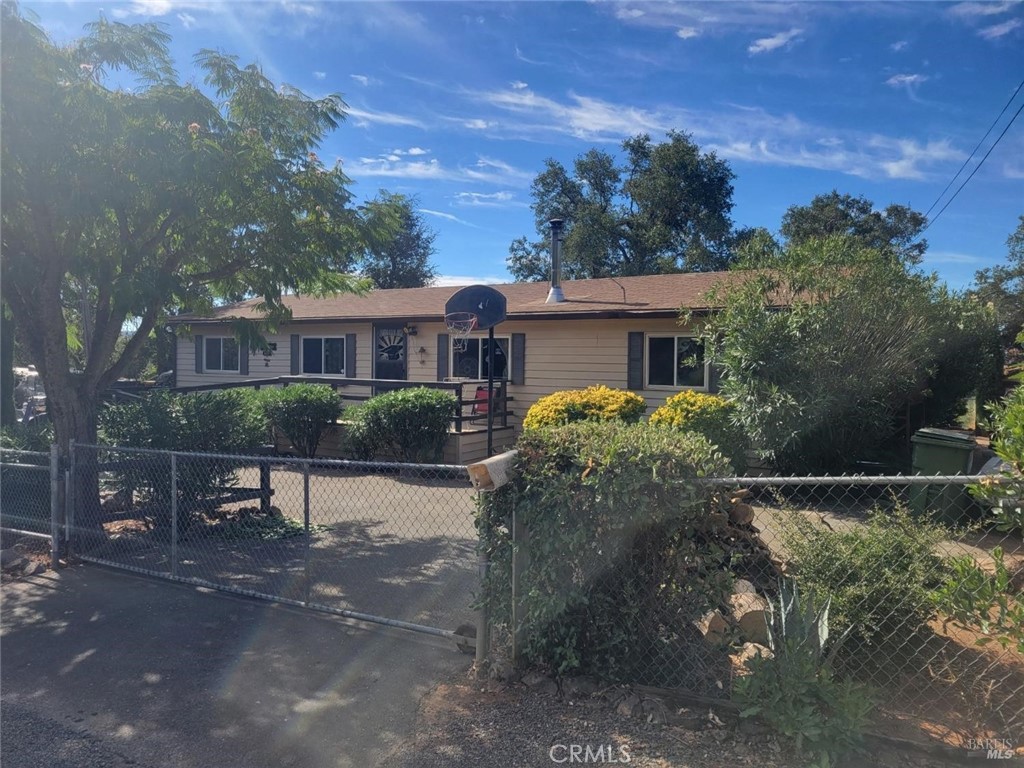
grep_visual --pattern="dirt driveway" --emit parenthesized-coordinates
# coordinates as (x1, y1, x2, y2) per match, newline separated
(1, 566, 472, 768)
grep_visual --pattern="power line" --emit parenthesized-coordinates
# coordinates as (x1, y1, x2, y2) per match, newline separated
(924, 97, 1024, 232)
(922, 76, 1024, 222)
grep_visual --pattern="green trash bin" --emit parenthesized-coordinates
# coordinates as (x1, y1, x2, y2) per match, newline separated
(909, 428, 977, 523)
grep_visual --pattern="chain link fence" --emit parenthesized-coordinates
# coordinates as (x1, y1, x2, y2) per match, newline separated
(68, 443, 480, 639)
(0, 447, 60, 567)
(483, 472, 1023, 744)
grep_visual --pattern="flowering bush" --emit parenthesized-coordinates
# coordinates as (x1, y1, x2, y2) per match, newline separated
(649, 391, 747, 472)
(522, 385, 646, 429)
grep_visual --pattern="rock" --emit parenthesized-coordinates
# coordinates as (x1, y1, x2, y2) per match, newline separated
(640, 698, 668, 725)
(728, 593, 770, 645)
(101, 488, 133, 512)
(732, 579, 757, 594)
(730, 489, 752, 502)
(561, 675, 601, 699)
(695, 610, 730, 645)
(616, 693, 642, 718)
(1, 548, 28, 570)
(730, 642, 772, 675)
(22, 561, 45, 576)
(728, 502, 754, 526)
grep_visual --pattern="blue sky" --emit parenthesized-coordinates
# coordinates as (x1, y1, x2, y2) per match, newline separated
(35, 1, 1024, 288)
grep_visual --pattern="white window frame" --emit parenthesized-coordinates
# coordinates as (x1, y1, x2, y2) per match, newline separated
(301, 336, 346, 376)
(450, 335, 512, 380)
(644, 334, 709, 391)
(204, 337, 240, 373)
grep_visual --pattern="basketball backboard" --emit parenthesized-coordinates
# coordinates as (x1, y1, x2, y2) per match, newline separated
(444, 285, 507, 330)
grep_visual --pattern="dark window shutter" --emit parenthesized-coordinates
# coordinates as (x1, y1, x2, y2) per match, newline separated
(290, 334, 300, 375)
(194, 335, 204, 374)
(511, 333, 526, 385)
(345, 333, 357, 377)
(437, 333, 450, 380)
(627, 332, 644, 390)
(239, 340, 249, 376)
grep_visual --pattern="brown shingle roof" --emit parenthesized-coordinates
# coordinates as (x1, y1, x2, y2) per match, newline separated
(178, 272, 752, 324)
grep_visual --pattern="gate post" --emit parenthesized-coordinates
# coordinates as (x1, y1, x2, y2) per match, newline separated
(170, 453, 179, 578)
(65, 440, 76, 558)
(49, 444, 60, 569)
(303, 461, 311, 604)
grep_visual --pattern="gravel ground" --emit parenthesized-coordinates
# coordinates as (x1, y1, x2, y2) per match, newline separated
(379, 672, 977, 768)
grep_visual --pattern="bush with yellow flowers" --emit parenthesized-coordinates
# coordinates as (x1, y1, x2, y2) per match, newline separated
(649, 390, 747, 472)
(523, 385, 647, 429)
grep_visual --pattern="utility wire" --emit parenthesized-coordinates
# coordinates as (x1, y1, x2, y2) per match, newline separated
(924, 97, 1024, 232)
(922, 76, 1024, 222)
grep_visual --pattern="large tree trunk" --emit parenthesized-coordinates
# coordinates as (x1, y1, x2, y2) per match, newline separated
(48, 383, 106, 549)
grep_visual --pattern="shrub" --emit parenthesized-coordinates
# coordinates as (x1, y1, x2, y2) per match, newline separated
(522, 385, 646, 430)
(345, 387, 455, 462)
(261, 384, 341, 458)
(735, 580, 872, 765)
(972, 386, 1024, 534)
(99, 389, 269, 506)
(780, 503, 948, 656)
(649, 391, 747, 472)
(478, 421, 745, 687)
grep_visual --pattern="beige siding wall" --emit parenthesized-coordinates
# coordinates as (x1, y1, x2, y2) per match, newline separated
(178, 316, 701, 425)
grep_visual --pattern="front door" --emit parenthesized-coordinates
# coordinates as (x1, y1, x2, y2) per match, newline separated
(373, 325, 408, 387)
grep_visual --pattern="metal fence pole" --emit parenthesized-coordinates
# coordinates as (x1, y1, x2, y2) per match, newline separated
(475, 500, 491, 667)
(303, 461, 311, 604)
(170, 453, 178, 578)
(65, 440, 76, 559)
(49, 444, 60, 569)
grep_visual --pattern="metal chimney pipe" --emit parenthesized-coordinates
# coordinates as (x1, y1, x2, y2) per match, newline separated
(546, 218, 565, 304)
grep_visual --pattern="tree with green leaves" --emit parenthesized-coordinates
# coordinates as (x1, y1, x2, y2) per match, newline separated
(781, 191, 928, 266)
(973, 215, 1024, 350)
(693, 236, 1001, 474)
(1, 5, 378, 529)
(359, 192, 438, 289)
(508, 131, 736, 281)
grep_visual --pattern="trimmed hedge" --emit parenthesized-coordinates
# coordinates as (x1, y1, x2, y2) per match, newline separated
(522, 385, 646, 429)
(344, 387, 455, 463)
(478, 421, 743, 688)
(262, 384, 341, 458)
(649, 391, 747, 473)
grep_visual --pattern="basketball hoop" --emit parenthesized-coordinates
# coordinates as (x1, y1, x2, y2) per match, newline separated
(445, 312, 477, 353)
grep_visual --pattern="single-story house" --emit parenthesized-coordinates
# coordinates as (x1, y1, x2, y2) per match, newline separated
(172, 271, 741, 462)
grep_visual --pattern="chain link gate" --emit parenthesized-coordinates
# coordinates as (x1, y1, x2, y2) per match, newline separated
(68, 443, 481, 644)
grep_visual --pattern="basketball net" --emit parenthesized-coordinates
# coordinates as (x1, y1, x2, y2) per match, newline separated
(444, 312, 478, 353)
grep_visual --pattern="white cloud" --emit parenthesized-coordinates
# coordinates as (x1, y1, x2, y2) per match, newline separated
(350, 74, 370, 86)
(748, 28, 803, 55)
(926, 251, 985, 265)
(615, 8, 646, 20)
(345, 106, 425, 129)
(432, 274, 506, 287)
(870, 137, 962, 180)
(949, 1, 1019, 17)
(511, 80, 529, 90)
(676, 27, 701, 39)
(406, 147, 428, 156)
(313, 71, 326, 80)
(463, 118, 495, 130)
(890, 40, 908, 51)
(885, 73, 929, 87)
(177, 12, 196, 28)
(344, 154, 531, 186)
(418, 209, 478, 227)
(454, 191, 522, 208)
(979, 18, 1023, 38)
(469, 86, 966, 181)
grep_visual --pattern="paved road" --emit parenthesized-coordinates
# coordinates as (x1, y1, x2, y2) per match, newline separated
(1, 566, 471, 768)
